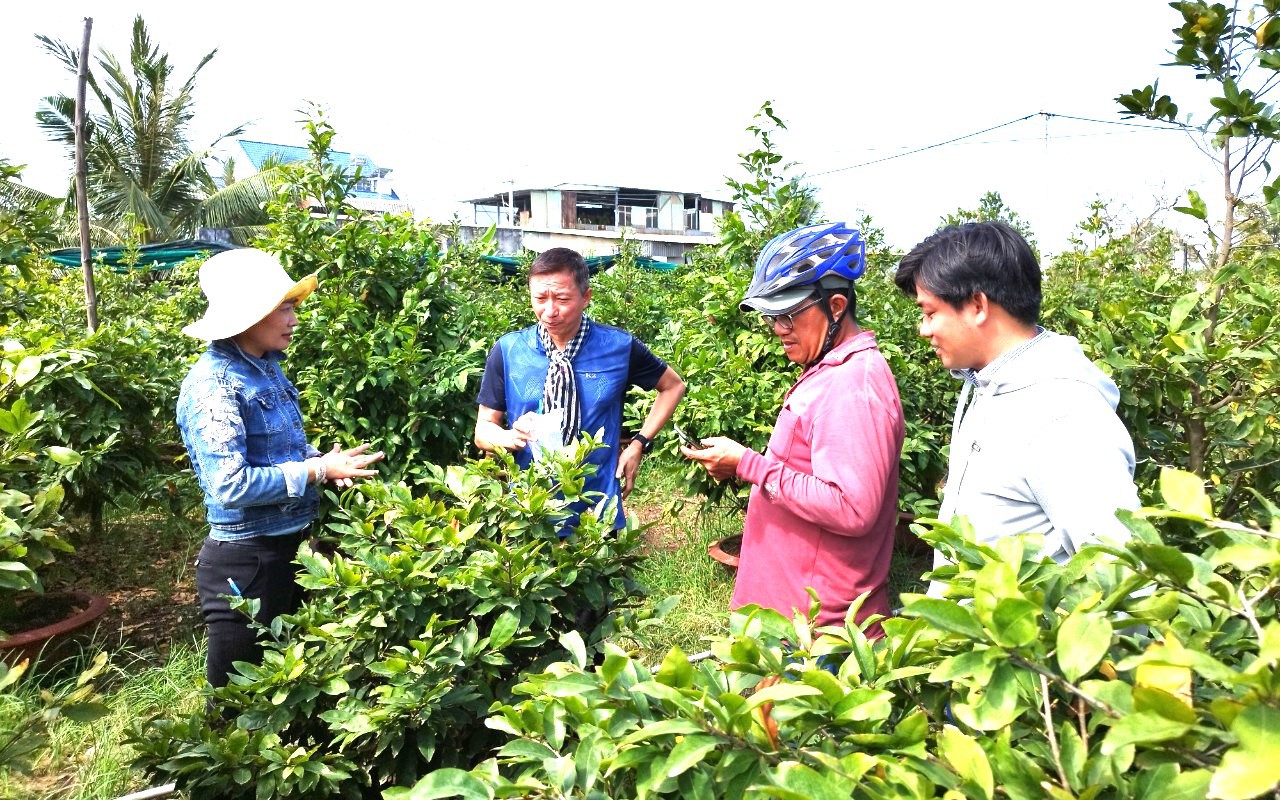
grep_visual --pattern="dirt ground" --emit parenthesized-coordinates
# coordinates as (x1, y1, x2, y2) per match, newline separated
(47, 511, 205, 656)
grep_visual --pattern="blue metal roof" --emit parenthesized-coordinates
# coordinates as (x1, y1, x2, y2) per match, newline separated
(237, 140, 399, 201)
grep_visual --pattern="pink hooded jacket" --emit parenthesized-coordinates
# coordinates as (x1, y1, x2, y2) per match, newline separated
(732, 330, 904, 635)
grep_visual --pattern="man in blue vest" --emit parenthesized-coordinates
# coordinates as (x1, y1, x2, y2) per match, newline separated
(475, 247, 685, 531)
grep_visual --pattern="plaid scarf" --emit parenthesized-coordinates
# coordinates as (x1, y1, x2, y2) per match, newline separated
(538, 316, 592, 446)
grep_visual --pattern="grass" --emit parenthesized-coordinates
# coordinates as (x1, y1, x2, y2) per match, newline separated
(0, 640, 204, 800)
(0, 495, 206, 800)
(631, 503, 737, 662)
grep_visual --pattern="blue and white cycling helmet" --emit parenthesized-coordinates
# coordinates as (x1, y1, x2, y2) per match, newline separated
(740, 222, 866, 314)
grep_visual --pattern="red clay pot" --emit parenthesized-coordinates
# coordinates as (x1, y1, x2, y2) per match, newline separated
(0, 590, 109, 667)
(707, 533, 742, 570)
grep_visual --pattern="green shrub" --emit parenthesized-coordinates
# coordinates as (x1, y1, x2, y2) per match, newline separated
(128, 444, 656, 798)
(401, 468, 1280, 799)
(254, 113, 495, 480)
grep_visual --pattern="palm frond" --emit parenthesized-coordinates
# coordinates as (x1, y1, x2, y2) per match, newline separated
(198, 165, 289, 230)
(35, 94, 80, 151)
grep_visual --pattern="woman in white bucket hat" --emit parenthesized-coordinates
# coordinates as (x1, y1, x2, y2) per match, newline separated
(176, 248, 385, 691)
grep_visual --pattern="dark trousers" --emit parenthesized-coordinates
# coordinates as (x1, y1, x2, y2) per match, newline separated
(195, 532, 305, 689)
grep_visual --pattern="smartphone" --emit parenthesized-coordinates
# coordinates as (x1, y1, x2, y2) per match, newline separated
(674, 423, 703, 449)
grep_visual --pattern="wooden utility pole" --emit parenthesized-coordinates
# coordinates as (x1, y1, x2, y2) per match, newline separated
(75, 17, 98, 333)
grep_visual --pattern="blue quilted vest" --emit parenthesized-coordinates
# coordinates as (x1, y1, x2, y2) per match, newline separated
(496, 322, 636, 529)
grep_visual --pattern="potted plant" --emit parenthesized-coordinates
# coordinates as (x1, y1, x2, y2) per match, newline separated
(0, 349, 105, 666)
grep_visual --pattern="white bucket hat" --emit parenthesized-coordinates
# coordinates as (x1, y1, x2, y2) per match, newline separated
(181, 249, 318, 341)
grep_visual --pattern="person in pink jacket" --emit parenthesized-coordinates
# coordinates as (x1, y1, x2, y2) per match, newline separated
(683, 223, 905, 636)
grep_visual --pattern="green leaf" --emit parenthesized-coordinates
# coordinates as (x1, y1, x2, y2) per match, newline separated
(953, 663, 1022, 730)
(59, 702, 109, 723)
(320, 677, 350, 695)
(655, 646, 692, 689)
(1101, 711, 1192, 754)
(930, 649, 999, 683)
(45, 446, 82, 466)
(987, 597, 1040, 648)
(13, 355, 41, 387)
(742, 682, 823, 712)
(1211, 543, 1280, 572)
(765, 762, 857, 800)
(1209, 705, 1280, 800)
(1166, 770, 1213, 800)
(1159, 468, 1213, 518)
(489, 610, 519, 650)
(903, 598, 985, 638)
(1173, 189, 1208, 220)
(939, 725, 994, 800)
(559, 630, 586, 669)
(1168, 291, 1201, 333)
(1133, 686, 1198, 725)
(1056, 611, 1113, 682)
(497, 739, 558, 761)
(618, 719, 704, 746)
(663, 734, 718, 778)
(402, 768, 494, 800)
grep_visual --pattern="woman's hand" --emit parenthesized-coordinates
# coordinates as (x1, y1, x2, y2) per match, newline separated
(319, 443, 385, 488)
(681, 436, 748, 481)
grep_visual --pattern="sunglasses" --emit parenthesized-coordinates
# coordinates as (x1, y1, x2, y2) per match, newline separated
(760, 295, 824, 332)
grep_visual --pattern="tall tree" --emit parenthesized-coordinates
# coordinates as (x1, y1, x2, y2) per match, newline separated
(35, 15, 244, 243)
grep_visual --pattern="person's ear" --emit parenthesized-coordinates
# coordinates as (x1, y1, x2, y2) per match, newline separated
(969, 292, 990, 325)
(584, 287, 592, 304)
(828, 293, 849, 321)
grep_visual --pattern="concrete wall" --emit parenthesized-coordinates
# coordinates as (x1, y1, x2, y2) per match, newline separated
(455, 225, 524, 255)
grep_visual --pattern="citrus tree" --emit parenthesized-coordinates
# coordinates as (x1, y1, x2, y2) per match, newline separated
(400, 469, 1280, 800)
(1108, 0, 1280, 517)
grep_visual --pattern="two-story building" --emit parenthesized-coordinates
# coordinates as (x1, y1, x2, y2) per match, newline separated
(461, 183, 734, 262)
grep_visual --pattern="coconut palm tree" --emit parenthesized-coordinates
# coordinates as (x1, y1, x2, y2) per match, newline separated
(35, 15, 248, 244)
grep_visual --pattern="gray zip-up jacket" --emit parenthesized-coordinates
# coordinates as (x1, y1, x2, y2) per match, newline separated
(935, 329, 1138, 573)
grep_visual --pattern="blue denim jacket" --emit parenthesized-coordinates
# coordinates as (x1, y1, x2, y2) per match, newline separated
(176, 340, 320, 541)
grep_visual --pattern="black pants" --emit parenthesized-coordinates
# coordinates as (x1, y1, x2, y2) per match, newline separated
(195, 532, 305, 689)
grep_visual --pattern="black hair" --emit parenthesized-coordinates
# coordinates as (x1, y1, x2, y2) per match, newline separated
(894, 221, 1041, 325)
(529, 247, 590, 295)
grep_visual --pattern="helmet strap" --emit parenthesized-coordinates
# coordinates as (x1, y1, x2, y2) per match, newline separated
(806, 283, 846, 369)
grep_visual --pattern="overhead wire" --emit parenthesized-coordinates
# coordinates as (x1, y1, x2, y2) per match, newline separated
(807, 110, 1190, 178)
(808, 114, 1038, 177)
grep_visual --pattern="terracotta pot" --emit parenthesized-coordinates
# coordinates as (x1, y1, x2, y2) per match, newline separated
(0, 590, 109, 667)
(707, 533, 742, 570)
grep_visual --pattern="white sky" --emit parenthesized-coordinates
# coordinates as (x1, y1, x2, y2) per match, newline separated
(0, 1, 1231, 254)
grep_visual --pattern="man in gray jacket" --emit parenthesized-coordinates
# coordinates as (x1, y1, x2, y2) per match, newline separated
(895, 221, 1138, 590)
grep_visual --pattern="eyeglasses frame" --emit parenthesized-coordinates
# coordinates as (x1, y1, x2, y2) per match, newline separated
(761, 294, 826, 332)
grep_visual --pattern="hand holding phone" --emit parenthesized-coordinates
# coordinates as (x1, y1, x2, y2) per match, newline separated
(674, 423, 703, 449)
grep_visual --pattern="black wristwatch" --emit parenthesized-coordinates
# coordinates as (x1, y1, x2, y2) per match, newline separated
(630, 432, 654, 454)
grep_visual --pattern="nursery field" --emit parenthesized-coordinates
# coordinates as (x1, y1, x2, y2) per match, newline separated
(2, 3, 1280, 797)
